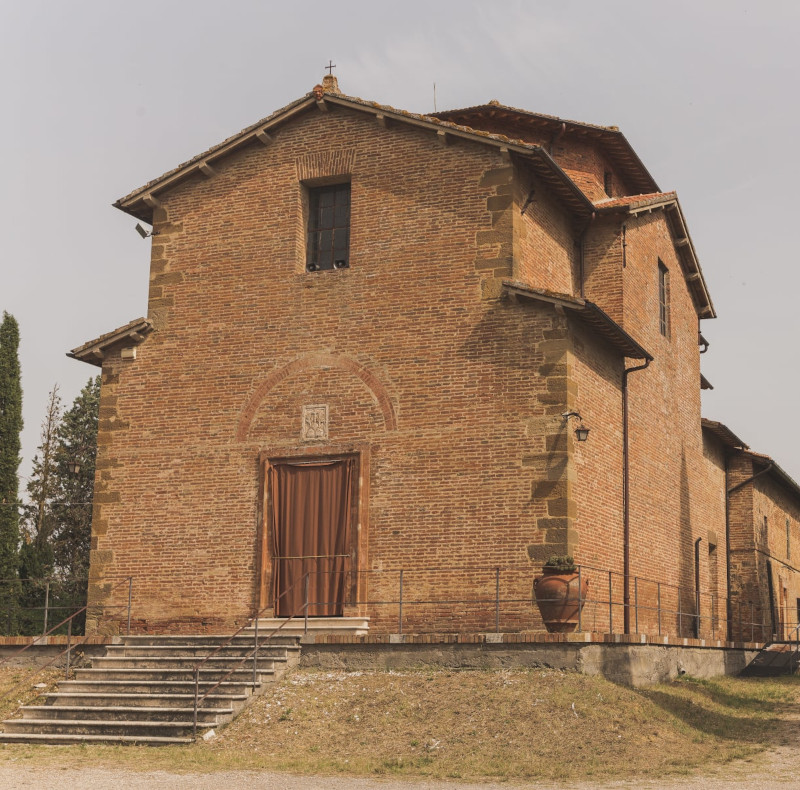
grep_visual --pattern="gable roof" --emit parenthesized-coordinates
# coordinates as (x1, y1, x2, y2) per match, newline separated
(503, 280, 652, 360)
(68, 317, 154, 366)
(594, 191, 716, 320)
(115, 90, 596, 224)
(431, 102, 660, 196)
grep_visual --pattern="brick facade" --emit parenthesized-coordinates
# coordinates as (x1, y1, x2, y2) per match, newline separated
(71, 80, 800, 641)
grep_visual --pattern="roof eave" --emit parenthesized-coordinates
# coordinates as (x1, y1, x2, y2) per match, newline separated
(114, 92, 596, 225)
(431, 104, 660, 195)
(68, 317, 154, 366)
(115, 94, 319, 221)
(503, 281, 652, 360)
(701, 418, 748, 450)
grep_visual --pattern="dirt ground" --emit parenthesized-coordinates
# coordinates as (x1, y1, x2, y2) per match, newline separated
(3, 753, 800, 790)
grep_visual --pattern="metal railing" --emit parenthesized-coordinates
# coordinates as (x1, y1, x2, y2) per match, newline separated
(191, 572, 311, 740)
(0, 576, 134, 711)
(0, 576, 91, 637)
(257, 563, 769, 643)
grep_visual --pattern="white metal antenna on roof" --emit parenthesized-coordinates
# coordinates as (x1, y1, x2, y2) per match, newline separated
(433, 82, 437, 113)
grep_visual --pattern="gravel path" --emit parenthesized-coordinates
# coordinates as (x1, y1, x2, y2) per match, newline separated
(3, 749, 800, 790)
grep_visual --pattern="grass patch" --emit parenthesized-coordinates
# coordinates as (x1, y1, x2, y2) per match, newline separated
(0, 666, 64, 722)
(1, 667, 799, 780)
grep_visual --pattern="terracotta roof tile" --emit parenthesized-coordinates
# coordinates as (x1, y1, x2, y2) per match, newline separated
(593, 191, 677, 210)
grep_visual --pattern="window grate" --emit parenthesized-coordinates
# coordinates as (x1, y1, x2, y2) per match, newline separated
(307, 183, 350, 272)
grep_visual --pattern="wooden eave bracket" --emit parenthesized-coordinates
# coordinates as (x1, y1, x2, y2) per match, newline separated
(255, 128, 273, 145)
(316, 99, 329, 112)
(437, 130, 450, 146)
(143, 194, 162, 209)
(198, 161, 216, 178)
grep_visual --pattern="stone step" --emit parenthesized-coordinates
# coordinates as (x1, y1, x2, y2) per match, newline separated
(58, 679, 262, 696)
(43, 691, 247, 708)
(120, 634, 300, 647)
(246, 616, 369, 637)
(106, 644, 300, 659)
(20, 705, 228, 723)
(0, 732, 194, 745)
(2, 718, 201, 738)
(90, 655, 284, 670)
(74, 667, 277, 683)
(0, 629, 303, 745)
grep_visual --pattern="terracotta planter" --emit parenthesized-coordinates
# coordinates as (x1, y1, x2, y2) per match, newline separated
(533, 569, 589, 633)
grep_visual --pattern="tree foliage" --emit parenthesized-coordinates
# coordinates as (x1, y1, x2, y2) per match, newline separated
(17, 376, 99, 635)
(0, 312, 23, 634)
(50, 376, 100, 583)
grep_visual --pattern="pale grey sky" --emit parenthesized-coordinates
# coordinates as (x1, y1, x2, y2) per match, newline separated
(2, 0, 799, 487)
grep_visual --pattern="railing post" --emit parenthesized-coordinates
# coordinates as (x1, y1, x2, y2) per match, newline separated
(608, 571, 613, 634)
(304, 573, 310, 635)
(252, 611, 259, 691)
(42, 580, 50, 637)
(495, 567, 500, 633)
(193, 667, 199, 740)
(577, 565, 583, 632)
(127, 576, 133, 636)
(634, 577, 639, 634)
(657, 582, 662, 636)
(65, 618, 72, 679)
(398, 569, 404, 635)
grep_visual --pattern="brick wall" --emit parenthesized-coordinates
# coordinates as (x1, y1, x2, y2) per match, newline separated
(89, 105, 583, 635)
(86, 94, 761, 641)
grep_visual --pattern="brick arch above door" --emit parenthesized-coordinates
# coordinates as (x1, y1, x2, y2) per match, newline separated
(236, 352, 398, 441)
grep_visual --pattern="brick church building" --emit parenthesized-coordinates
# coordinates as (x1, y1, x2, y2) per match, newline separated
(70, 74, 800, 641)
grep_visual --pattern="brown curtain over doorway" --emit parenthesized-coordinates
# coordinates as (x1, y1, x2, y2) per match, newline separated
(270, 458, 353, 617)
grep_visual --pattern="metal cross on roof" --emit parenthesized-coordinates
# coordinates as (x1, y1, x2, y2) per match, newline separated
(325, 60, 336, 75)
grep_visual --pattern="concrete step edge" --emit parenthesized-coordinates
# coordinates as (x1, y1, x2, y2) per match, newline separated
(0, 733, 195, 744)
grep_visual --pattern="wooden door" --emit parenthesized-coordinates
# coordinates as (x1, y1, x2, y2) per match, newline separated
(269, 458, 353, 617)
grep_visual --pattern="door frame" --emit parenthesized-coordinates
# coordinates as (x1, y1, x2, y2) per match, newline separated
(257, 443, 369, 616)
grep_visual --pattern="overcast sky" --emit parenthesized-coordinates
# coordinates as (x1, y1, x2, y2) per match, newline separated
(2, 0, 799, 489)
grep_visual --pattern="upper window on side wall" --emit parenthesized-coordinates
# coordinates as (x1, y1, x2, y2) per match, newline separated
(658, 260, 670, 337)
(306, 183, 350, 272)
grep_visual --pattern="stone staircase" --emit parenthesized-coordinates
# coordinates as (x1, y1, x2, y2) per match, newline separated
(740, 641, 800, 677)
(0, 633, 301, 745)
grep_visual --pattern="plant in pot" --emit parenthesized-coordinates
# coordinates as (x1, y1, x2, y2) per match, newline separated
(532, 555, 589, 633)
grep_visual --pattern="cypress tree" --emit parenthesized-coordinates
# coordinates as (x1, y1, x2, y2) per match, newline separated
(0, 312, 23, 634)
(19, 386, 61, 633)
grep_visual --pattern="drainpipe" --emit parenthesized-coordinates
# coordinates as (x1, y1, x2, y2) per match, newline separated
(694, 537, 702, 637)
(724, 462, 732, 640)
(623, 358, 651, 634)
(727, 463, 773, 496)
